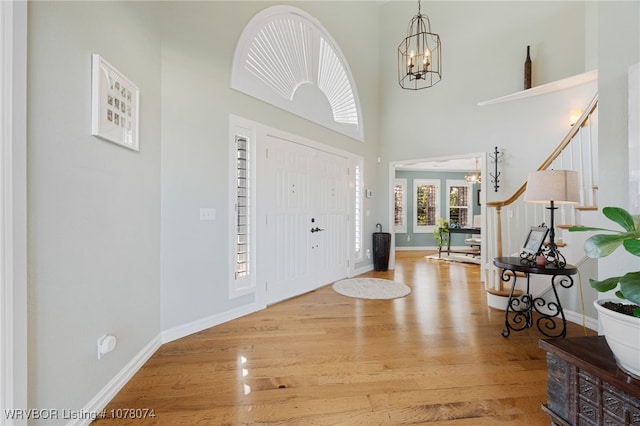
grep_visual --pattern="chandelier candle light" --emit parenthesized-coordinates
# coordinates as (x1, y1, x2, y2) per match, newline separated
(398, 0, 442, 90)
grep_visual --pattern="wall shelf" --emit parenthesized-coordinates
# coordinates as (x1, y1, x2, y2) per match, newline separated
(478, 69, 598, 106)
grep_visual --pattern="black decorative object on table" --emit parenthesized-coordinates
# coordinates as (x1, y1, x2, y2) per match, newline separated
(494, 257, 576, 338)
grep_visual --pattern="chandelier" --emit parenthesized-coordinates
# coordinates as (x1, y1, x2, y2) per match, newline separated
(465, 158, 481, 184)
(397, 0, 442, 90)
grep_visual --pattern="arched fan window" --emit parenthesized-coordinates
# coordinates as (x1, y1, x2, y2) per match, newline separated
(231, 6, 364, 142)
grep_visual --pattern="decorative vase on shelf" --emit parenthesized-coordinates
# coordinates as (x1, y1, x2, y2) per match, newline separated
(524, 45, 532, 89)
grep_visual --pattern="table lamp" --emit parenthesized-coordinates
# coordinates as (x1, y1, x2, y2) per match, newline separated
(524, 170, 580, 267)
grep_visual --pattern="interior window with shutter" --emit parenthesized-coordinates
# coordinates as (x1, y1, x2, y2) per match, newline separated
(394, 179, 407, 233)
(413, 179, 440, 233)
(230, 129, 255, 298)
(235, 136, 249, 279)
(447, 180, 470, 228)
(353, 161, 363, 260)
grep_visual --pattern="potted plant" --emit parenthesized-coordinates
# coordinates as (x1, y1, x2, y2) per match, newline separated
(569, 206, 640, 377)
(434, 217, 449, 250)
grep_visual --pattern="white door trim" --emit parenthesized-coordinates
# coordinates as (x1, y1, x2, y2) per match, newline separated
(230, 115, 359, 308)
(0, 0, 28, 422)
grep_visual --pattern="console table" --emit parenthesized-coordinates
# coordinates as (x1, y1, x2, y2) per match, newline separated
(439, 227, 480, 258)
(540, 336, 640, 425)
(493, 257, 576, 338)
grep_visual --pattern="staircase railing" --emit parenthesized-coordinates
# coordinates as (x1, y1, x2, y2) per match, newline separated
(484, 93, 599, 293)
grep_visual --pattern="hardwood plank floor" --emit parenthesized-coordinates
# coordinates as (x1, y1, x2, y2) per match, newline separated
(94, 250, 595, 425)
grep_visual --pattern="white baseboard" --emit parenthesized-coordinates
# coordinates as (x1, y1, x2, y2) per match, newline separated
(69, 335, 162, 426)
(564, 309, 599, 332)
(395, 246, 437, 251)
(352, 264, 373, 276)
(161, 302, 264, 344)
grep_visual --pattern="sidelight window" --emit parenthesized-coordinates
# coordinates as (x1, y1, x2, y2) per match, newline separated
(353, 161, 363, 259)
(235, 136, 249, 279)
(229, 126, 256, 298)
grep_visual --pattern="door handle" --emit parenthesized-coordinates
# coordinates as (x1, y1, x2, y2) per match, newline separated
(310, 227, 325, 233)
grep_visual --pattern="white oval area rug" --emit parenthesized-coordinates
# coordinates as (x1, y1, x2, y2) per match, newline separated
(332, 278, 411, 300)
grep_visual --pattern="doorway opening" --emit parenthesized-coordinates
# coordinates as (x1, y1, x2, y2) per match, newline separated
(388, 153, 487, 273)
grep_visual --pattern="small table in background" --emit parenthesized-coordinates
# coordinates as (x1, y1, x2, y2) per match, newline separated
(439, 227, 481, 258)
(493, 256, 576, 338)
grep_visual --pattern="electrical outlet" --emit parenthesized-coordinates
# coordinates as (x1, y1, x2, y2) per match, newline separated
(200, 208, 216, 221)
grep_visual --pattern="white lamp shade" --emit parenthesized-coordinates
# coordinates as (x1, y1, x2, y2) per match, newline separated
(524, 170, 580, 204)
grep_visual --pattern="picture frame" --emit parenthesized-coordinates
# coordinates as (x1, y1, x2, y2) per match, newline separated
(91, 54, 139, 151)
(521, 226, 549, 255)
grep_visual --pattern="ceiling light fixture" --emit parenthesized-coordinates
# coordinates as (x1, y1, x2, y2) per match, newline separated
(465, 158, 481, 184)
(398, 0, 442, 90)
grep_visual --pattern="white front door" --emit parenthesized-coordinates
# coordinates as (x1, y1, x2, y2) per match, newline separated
(261, 135, 348, 305)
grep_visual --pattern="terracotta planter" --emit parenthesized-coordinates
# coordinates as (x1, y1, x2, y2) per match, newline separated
(594, 299, 640, 378)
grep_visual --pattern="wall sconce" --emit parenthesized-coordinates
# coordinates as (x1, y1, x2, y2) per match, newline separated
(569, 109, 583, 126)
(489, 146, 503, 192)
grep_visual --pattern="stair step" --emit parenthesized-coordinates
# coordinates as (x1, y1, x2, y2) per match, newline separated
(487, 288, 523, 298)
(502, 269, 527, 279)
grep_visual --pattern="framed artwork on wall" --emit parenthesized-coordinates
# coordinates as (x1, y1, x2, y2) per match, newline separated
(91, 54, 139, 151)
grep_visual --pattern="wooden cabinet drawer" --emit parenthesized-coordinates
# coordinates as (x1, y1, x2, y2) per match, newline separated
(579, 371, 601, 405)
(603, 389, 625, 421)
(579, 396, 600, 425)
(629, 404, 640, 425)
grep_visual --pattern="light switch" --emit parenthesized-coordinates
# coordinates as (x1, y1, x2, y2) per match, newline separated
(200, 208, 216, 220)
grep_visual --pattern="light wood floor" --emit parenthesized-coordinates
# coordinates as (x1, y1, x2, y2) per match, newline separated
(95, 251, 594, 425)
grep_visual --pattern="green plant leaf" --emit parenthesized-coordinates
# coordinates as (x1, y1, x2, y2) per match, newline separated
(624, 238, 640, 256)
(633, 308, 640, 318)
(619, 271, 640, 305)
(589, 276, 621, 292)
(603, 206, 636, 231)
(584, 234, 630, 258)
(615, 290, 626, 299)
(569, 225, 619, 233)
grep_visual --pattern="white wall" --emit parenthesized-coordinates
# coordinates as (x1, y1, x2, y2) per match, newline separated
(28, 2, 161, 420)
